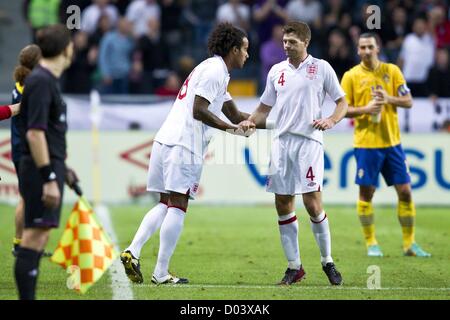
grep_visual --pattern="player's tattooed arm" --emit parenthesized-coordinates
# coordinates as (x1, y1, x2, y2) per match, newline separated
(222, 100, 250, 124)
(193, 95, 238, 131)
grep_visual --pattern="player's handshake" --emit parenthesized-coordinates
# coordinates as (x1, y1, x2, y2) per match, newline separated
(229, 120, 256, 137)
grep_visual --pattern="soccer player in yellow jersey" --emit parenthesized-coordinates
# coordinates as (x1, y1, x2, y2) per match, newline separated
(341, 33, 431, 257)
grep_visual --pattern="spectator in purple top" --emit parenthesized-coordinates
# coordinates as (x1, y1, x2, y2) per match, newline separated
(260, 24, 285, 87)
(252, 0, 289, 45)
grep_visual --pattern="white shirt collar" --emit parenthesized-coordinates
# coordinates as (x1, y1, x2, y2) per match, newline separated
(214, 55, 230, 75)
(287, 54, 313, 70)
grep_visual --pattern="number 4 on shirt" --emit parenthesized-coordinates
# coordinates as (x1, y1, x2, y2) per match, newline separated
(278, 72, 285, 86)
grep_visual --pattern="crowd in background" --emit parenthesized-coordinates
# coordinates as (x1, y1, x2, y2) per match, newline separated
(21, 0, 450, 98)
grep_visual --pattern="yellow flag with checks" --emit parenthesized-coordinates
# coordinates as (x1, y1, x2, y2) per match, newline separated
(51, 197, 118, 294)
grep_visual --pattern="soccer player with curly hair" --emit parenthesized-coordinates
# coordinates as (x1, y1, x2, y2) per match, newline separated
(120, 23, 252, 284)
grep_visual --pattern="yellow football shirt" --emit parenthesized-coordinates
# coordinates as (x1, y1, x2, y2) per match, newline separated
(15, 82, 24, 94)
(341, 62, 409, 148)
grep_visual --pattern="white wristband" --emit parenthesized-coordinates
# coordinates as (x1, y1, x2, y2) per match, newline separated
(266, 119, 275, 129)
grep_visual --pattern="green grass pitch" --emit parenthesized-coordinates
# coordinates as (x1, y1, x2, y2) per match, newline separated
(1, 203, 449, 300)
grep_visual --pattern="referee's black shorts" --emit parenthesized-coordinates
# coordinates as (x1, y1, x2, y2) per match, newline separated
(18, 156, 65, 229)
(13, 160, 20, 184)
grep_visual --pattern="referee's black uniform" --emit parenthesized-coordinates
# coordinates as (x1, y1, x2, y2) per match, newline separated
(18, 65, 67, 228)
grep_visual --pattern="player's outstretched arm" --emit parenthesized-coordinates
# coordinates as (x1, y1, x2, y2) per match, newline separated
(222, 100, 251, 124)
(247, 103, 272, 129)
(193, 95, 238, 131)
(0, 103, 20, 120)
(9, 103, 20, 116)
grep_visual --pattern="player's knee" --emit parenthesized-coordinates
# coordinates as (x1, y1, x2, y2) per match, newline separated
(303, 200, 322, 217)
(160, 193, 169, 204)
(22, 228, 50, 251)
(359, 187, 375, 202)
(275, 196, 294, 214)
(168, 192, 189, 210)
(275, 202, 290, 214)
(397, 187, 412, 202)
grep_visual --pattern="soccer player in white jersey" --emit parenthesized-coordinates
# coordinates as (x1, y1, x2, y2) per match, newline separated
(120, 23, 252, 284)
(241, 21, 348, 285)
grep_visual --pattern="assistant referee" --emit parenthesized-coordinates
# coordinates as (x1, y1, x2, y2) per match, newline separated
(14, 24, 74, 300)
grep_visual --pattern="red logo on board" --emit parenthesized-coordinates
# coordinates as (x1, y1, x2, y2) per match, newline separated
(0, 139, 15, 174)
(119, 140, 154, 170)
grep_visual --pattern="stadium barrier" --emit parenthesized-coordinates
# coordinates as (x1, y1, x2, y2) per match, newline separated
(0, 130, 448, 205)
(60, 96, 450, 132)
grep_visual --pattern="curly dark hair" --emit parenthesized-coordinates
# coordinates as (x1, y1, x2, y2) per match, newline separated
(13, 44, 42, 84)
(207, 23, 247, 58)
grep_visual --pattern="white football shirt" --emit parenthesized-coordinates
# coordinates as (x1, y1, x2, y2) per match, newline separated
(261, 55, 345, 144)
(155, 55, 232, 157)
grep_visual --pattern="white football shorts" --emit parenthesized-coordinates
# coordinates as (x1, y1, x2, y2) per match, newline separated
(266, 133, 323, 195)
(147, 141, 203, 199)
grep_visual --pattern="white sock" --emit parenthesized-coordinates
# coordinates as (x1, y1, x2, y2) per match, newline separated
(278, 212, 301, 270)
(154, 207, 186, 278)
(126, 202, 168, 259)
(310, 211, 333, 266)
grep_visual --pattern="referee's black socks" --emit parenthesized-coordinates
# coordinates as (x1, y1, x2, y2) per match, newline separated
(14, 247, 42, 300)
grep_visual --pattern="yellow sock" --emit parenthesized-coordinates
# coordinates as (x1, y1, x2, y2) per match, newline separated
(398, 201, 415, 251)
(357, 200, 377, 246)
(13, 237, 21, 245)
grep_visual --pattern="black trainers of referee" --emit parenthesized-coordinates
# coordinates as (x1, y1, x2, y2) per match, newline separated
(277, 266, 306, 285)
(322, 262, 343, 285)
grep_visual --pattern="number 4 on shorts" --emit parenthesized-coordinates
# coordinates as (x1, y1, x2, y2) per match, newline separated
(306, 166, 315, 181)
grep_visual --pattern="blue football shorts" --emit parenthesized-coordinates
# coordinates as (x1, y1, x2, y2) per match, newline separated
(354, 144, 411, 187)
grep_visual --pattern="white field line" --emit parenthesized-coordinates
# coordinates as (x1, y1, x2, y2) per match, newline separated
(95, 204, 134, 300)
(134, 284, 450, 292)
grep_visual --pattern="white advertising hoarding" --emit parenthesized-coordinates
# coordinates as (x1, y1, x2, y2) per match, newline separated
(63, 96, 450, 133)
(0, 130, 448, 206)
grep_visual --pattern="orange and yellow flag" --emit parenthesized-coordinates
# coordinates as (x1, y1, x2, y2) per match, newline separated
(51, 198, 118, 294)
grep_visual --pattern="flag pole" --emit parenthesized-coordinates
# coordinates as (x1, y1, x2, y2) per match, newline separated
(89, 90, 102, 207)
